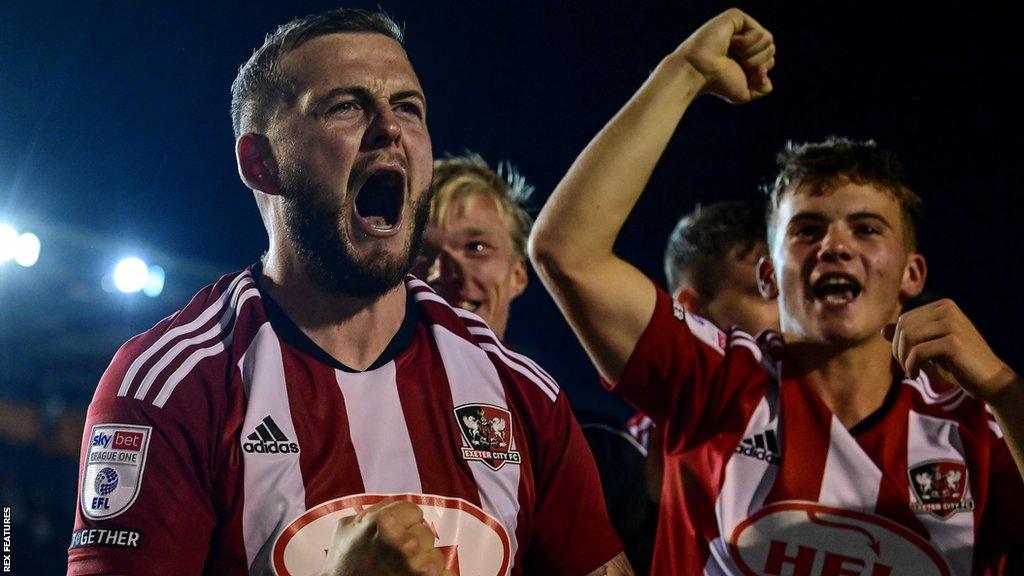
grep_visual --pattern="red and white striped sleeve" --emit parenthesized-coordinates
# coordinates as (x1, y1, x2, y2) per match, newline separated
(604, 279, 768, 453)
(67, 273, 250, 575)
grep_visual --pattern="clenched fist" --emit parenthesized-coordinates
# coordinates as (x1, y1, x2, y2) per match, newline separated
(319, 500, 456, 576)
(671, 8, 776, 104)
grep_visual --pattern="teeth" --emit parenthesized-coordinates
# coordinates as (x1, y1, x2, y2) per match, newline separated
(823, 293, 853, 305)
(820, 277, 854, 287)
(458, 301, 479, 312)
(365, 216, 389, 229)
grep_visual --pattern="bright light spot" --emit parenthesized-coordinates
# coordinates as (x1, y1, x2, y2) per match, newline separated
(0, 223, 17, 264)
(113, 257, 149, 293)
(143, 265, 165, 297)
(14, 233, 40, 267)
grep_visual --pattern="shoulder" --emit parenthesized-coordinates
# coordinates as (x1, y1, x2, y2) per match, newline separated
(407, 277, 561, 408)
(902, 372, 1002, 438)
(95, 267, 265, 412)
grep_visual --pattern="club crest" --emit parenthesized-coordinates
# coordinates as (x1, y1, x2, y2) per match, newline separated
(454, 404, 521, 471)
(908, 460, 974, 519)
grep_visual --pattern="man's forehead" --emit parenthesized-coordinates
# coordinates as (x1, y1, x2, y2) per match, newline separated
(433, 194, 510, 235)
(279, 32, 421, 94)
(778, 180, 900, 220)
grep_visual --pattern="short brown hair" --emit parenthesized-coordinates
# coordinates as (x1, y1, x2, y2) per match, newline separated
(430, 153, 533, 259)
(765, 137, 922, 250)
(664, 201, 767, 297)
(230, 8, 403, 138)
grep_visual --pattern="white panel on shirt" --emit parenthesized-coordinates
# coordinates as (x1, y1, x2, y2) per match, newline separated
(818, 415, 883, 509)
(709, 389, 780, 574)
(336, 362, 423, 494)
(908, 410, 974, 576)
(239, 322, 308, 575)
(433, 325, 520, 574)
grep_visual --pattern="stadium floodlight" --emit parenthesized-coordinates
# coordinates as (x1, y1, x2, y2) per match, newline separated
(113, 257, 150, 293)
(14, 232, 40, 267)
(0, 223, 18, 264)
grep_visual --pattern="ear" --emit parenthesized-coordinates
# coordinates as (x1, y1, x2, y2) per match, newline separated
(756, 256, 779, 300)
(899, 252, 927, 300)
(674, 286, 703, 315)
(236, 133, 280, 195)
(509, 258, 528, 299)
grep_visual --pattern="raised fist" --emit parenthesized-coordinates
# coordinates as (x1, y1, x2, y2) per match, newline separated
(673, 8, 776, 104)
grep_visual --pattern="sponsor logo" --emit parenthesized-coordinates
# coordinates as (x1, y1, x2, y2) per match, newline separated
(273, 493, 510, 576)
(735, 429, 780, 465)
(81, 424, 151, 520)
(454, 404, 521, 471)
(729, 501, 951, 576)
(242, 415, 299, 454)
(908, 460, 975, 519)
(69, 527, 142, 550)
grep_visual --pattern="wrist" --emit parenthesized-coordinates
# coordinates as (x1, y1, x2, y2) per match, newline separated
(981, 364, 1023, 409)
(654, 51, 706, 101)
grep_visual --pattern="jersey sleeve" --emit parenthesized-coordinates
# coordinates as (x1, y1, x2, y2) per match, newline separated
(522, 393, 624, 576)
(603, 279, 768, 453)
(979, 420, 1024, 553)
(67, 332, 218, 576)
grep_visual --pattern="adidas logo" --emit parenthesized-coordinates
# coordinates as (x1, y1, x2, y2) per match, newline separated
(735, 429, 779, 464)
(242, 416, 300, 454)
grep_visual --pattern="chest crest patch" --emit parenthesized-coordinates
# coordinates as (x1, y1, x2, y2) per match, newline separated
(908, 460, 975, 519)
(454, 404, 521, 471)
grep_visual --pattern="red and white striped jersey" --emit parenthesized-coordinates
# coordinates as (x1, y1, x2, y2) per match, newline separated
(68, 266, 621, 576)
(609, 284, 1023, 576)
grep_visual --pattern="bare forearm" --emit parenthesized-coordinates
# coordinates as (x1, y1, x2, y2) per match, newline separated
(531, 53, 704, 272)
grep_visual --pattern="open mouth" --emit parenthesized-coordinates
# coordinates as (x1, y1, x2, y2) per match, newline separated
(354, 169, 405, 234)
(812, 273, 862, 306)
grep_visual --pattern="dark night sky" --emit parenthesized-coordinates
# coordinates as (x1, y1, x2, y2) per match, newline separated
(1, 1, 1021, 418)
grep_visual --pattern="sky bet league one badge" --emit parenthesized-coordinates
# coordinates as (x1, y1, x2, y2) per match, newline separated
(81, 424, 152, 519)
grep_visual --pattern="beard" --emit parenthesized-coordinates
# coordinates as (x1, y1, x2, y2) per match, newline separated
(279, 167, 431, 297)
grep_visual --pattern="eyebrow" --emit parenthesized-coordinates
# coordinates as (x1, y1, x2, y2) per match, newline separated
(311, 86, 426, 111)
(460, 227, 494, 238)
(787, 211, 893, 228)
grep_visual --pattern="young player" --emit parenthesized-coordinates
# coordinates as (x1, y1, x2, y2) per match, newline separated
(529, 8, 1024, 574)
(68, 9, 627, 576)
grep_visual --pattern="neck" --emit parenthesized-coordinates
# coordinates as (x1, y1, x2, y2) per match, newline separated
(259, 251, 407, 371)
(785, 334, 896, 429)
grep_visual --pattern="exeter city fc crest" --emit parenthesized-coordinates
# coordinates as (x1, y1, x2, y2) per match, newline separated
(454, 404, 521, 471)
(908, 460, 975, 519)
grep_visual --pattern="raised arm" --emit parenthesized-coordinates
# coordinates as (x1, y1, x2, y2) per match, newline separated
(529, 9, 775, 381)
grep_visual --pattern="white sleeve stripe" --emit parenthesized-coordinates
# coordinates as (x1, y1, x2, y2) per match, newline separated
(466, 327, 559, 392)
(411, 286, 559, 399)
(151, 289, 259, 408)
(452, 306, 491, 327)
(988, 420, 1004, 438)
(479, 343, 557, 402)
(412, 290, 448, 306)
(133, 286, 256, 400)
(729, 338, 763, 362)
(153, 331, 235, 409)
(118, 272, 252, 397)
(406, 277, 431, 291)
